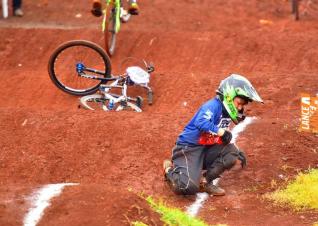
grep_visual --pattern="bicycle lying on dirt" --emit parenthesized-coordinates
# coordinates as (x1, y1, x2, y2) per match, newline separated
(79, 65, 153, 112)
(101, 0, 133, 56)
(48, 40, 154, 112)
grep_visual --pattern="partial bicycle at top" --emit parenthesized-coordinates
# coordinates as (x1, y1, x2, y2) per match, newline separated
(91, 0, 140, 56)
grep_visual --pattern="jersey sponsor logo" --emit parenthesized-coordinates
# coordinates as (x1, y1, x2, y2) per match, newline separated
(300, 93, 318, 133)
(218, 117, 231, 129)
(203, 110, 213, 120)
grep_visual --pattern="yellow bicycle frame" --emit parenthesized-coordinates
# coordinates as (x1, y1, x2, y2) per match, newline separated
(102, 0, 121, 33)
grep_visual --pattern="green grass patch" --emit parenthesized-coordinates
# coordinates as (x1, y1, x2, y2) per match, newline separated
(145, 196, 226, 226)
(267, 168, 318, 210)
(132, 221, 148, 226)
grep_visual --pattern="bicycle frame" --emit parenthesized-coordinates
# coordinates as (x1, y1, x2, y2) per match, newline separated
(76, 62, 155, 84)
(76, 62, 115, 82)
(76, 59, 154, 105)
(99, 79, 128, 110)
(98, 71, 153, 106)
(102, 0, 121, 34)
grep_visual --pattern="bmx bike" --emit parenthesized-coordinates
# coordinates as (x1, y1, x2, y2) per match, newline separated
(79, 65, 153, 112)
(48, 40, 154, 112)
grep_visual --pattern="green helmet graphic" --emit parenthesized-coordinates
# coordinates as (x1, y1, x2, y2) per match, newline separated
(216, 74, 263, 123)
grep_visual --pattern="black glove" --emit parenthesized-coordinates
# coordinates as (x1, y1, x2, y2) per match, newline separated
(238, 150, 247, 168)
(221, 130, 232, 144)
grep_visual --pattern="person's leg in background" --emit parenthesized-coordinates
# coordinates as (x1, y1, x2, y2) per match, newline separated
(13, 0, 23, 17)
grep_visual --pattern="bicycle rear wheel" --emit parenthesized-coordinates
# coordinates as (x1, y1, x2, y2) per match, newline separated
(104, 5, 117, 56)
(48, 40, 111, 96)
(80, 94, 142, 112)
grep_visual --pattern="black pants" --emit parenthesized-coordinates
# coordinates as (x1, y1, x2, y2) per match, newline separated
(166, 143, 239, 195)
(13, 0, 22, 10)
(203, 144, 239, 183)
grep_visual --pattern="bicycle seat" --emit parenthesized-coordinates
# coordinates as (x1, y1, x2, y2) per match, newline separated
(126, 66, 150, 84)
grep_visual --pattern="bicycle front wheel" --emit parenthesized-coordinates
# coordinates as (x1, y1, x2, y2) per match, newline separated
(48, 40, 111, 96)
(104, 6, 117, 56)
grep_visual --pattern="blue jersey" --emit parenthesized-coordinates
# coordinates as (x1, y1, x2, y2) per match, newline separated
(176, 97, 232, 146)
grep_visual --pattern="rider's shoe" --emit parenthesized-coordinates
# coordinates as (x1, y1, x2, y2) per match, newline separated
(205, 183, 225, 196)
(163, 159, 172, 179)
(128, 2, 139, 15)
(91, 0, 102, 17)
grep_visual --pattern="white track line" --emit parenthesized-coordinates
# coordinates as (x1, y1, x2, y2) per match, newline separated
(23, 183, 79, 226)
(186, 192, 209, 217)
(186, 117, 256, 217)
(231, 116, 256, 143)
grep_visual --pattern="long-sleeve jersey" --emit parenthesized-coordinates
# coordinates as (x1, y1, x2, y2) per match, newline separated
(176, 97, 232, 146)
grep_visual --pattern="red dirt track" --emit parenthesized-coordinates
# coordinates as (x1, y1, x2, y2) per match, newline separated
(0, 0, 318, 225)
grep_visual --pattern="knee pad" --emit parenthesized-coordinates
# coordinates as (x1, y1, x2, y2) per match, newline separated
(222, 152, 239, 169)
(176, 184, 199, 195)
(169, 171, 199, 195)
(206, 165, 224, 182)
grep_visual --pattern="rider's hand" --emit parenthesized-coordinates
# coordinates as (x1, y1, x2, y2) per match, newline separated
(238, 150, 247, 168)
(221, 130, 232, 145)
